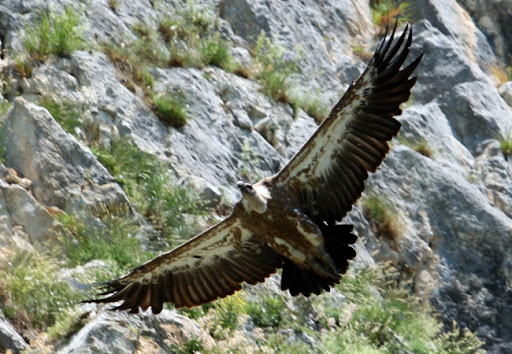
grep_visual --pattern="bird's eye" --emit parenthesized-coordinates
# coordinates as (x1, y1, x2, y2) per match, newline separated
(246, 184, 253, 190)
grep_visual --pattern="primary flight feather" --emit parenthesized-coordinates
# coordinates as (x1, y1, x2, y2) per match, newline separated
(89, 24, 422, 314)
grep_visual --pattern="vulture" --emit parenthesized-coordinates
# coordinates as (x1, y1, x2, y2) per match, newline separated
(89, 23, 422, 314)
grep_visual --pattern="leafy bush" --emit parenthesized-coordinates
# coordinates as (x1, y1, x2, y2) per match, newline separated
(152, 90, 188, 127)
(321, 262, 484, 353)
(251, 31, 300, 102)
(0, 250, 79, 335)
(24, 6, 86, 61)
(92, 140, 204, 246)
(500, 135, 512, 160)
(245, 296, 287, 328)
(371, 0, 411, 29)
(213, 292, 247, 332)
(39, 96, 82, 135)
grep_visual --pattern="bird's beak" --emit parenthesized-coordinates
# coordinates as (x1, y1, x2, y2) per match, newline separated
(237, 181, 254, 195)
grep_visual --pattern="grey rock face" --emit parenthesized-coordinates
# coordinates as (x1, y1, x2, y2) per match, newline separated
(2, 98, 129, 215)
(0, 0, 511, 352)
(499, 81, 512, 107)
(58, 310, 215, 354)
(0, 317, 27, 354)
(458, 0, 512, 62)
(368, 146, 512, 351)
(0, 177, 56, 244)
(220, 0, 374, 100)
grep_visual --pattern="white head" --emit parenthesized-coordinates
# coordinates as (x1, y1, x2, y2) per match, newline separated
(237, 181, 271, 214)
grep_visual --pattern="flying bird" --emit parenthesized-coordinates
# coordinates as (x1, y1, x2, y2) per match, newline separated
(90, 24, 422, 314)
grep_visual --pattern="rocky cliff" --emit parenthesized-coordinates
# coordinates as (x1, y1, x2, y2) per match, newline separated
(0, 0, 511, 353)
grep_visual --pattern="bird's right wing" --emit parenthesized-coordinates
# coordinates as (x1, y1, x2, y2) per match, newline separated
(89, 210, 282, 313)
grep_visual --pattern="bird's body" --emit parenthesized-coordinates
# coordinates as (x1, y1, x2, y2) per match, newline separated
(89, 23, 423, 314)
(238, 178, 338, 280)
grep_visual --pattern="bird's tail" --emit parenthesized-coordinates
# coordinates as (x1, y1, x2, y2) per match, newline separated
(280, 224, 357, 296)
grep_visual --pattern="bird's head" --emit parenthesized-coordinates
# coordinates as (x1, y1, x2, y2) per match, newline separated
(237, 181, 255, 196)
(237, 181, 269, 214)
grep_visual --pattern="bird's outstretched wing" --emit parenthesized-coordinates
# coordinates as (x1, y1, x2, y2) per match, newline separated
(90, 210, 282, 313)
(274, 24, 422, 223)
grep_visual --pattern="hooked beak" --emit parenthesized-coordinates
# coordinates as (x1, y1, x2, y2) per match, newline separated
(237, 181, 254, 194)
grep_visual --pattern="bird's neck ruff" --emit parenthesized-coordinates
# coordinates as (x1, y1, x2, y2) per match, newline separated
(242, 184, 271, 214)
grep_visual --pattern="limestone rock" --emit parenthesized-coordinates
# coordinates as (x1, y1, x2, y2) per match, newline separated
(499, 81, 512, 107)
(2, 98, 129, 215)
(58, 310, 215, 354)
(0, 177, 56, 244)
(0, 317, 27, 354)
(368, 146, 512, 351)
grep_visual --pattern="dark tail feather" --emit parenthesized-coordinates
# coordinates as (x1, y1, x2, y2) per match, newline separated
(281, 224, 357, 297)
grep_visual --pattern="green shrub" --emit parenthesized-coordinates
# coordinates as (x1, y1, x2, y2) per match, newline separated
(371, 0, 411, 29)
(321, 262, 484, 353)
(500, 135, 512, 160)
(57, 212, 151, 273)
(200, 35, 233, 70)
(0, 250, 79, 334)
(170, 337, 204, 354)
(245, 296, 287, 328)
(39, 96, 82, 135)
(92, 140, 204, 246)
(213, 292, 247, 332)
(24, 6, 86, 61)
(152, 90, 188, 127)
(251, 31, 300, 102)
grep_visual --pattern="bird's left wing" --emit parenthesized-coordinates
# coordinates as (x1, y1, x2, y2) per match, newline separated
(90, 211, 282, 313)
(274, 24, 422, 223)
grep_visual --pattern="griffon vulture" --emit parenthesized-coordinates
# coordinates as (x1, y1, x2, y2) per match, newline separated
(89, 24, 422, 314)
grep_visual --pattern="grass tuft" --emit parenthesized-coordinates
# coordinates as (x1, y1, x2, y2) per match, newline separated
(0, 250, 81, 338)
(500, 135, 512, 160)
(251, 31, 299, 102)
(39, 95, 82, 136)
(291, 91, 330, 123)
(200, 35, 233, 71)
(361, 194, 403, 243)
(24, 6, 86, 61)
(56, 212, 151, 273)
(92, 140, 205, 246)
(371, 0, 411, 30)
(397, 135, 434, 158)
(152, 90, 188, 127)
